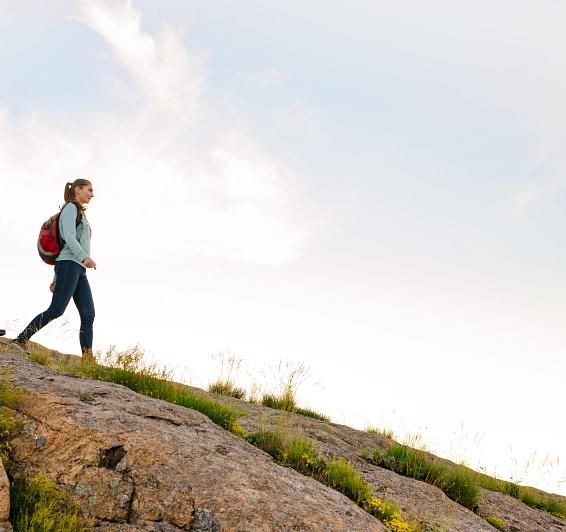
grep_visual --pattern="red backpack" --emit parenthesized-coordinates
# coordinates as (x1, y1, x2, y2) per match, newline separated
(37, 203, 82, 265)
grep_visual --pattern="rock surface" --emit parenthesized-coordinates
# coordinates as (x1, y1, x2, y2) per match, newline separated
(0, 460, 11, 531)
(1, 338, 565, 532)
(204, 380, 566, 532)
(0, 461, 10, 522)
(479, 489, 566, 532)
(0, 343, 385, 531)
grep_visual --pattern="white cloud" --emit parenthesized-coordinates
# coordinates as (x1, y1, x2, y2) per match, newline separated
(247, 69, 285, 88)
(1, 0, 319, 266)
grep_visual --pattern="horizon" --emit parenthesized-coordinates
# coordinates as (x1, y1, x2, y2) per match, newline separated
(1, 0, 565, 496)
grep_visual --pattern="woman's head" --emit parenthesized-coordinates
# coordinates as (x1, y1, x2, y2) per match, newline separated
(64, 179, 94, 209)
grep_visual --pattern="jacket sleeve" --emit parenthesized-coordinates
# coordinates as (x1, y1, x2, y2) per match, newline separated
(59, 203, 88, 263)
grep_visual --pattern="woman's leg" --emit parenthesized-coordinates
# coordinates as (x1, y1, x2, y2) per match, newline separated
(17, 261, 82, 343)
(73, 268, 95, 353)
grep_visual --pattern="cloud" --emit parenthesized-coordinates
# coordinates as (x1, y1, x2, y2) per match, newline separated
(1, 0, 319, 265)
(247, 69, 285, 88)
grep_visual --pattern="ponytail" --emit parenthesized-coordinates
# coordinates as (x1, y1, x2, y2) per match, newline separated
(63, 178, 92, 211)
(63, 181, 74, 202)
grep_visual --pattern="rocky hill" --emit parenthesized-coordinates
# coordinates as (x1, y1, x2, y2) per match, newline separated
(0, 337, 564, 531)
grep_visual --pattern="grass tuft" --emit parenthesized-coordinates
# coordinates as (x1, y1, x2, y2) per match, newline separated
(10, 474, 92, 531)
(208, 380, 246, 400)
(59, 345, 246, 435)
(208, 353, 247, 399)
(372, 445, 480, 511)
(371, 444, 566, 519)
(485, 516, 505, 530)
(366, 426, 396, 440)
(246, 426, 417, 531)
(0, 370, 23, 464)
(324, 457, 373, 504)
(26, 345, 51, 367)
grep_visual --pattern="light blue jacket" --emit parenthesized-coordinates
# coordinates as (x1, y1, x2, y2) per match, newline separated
(56, 202, 91, 268)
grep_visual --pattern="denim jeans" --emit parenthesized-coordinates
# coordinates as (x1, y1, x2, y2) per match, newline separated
(18, 260, 95, 351)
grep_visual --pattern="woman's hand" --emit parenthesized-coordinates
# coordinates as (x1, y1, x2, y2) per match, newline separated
(83, 257, 97, 269)
(49, 282, 56, 293)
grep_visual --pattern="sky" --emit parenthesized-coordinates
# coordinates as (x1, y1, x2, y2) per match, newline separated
(1, 0, 565, 495)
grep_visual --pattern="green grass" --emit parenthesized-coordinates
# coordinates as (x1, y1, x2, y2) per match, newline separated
(324, 457, 373, 504)
(261, 393, 329, 421)
(372, 445, 480, 511)
(208, 380, 246, 399)
(517, 488, 566, 518)
(246, 428, 416, 531)
(0, 374, 88, 530)
(0, 370, 23, 464)
(485, 516, 505, 530)
(283, 436, 326, 475)
(293, 406, 330, 422)
(52, 345, 246, 436)
(26, 345, 51, 367)
(208, 353, 247, 399)
(366, 426, 396, 440)
(10, 474, 92, 531)
(259, 361, 330, 422)
(371, 444, 566, 520)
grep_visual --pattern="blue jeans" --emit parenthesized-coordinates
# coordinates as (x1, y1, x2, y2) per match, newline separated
(18, 260, 95, 352)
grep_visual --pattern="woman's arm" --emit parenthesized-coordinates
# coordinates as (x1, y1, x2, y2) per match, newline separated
(59, 203, 88, 263)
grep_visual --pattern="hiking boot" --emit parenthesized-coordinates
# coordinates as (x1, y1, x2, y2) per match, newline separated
(0, 330, 5, 337)
(81, 349, 96, 365)
(9, 338, 28, 353)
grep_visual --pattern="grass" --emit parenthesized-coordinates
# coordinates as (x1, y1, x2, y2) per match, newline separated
(23, 343, 566, 522)
(246, 427, 417, 531)
(257, 361, 330, 422)
(485, 516, 505, 530)
(367, 426, 396, 440)
(208, 380, 246, 399)
(372, 445, 479, 511)
(371, 444, 566, 520)
(207, 352, 247, 399)
(324, 457, 373, 504)
(261, 393, 329, 421)
(0, 370, 23, 465)
(10, 474, 92, 531)
(0, 371, 89, 530)
(46, 345, 246, 436)
(26, 345, 50, 367)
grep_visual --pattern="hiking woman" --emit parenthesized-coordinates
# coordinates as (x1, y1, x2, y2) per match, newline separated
(14, 179, 96, 360)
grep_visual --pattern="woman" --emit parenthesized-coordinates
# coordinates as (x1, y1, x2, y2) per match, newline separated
(14, 179, 97, 360)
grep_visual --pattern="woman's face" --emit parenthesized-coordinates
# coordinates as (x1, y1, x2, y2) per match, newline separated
(75, 183, 94, 204)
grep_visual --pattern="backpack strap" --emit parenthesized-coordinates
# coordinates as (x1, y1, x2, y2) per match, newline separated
(58, 202, 83, 247)
(60, 201, 83, 227)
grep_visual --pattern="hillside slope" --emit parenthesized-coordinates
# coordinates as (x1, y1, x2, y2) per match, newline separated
(0, 338, 564, 531)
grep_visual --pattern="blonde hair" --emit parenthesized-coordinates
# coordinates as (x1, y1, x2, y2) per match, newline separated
(63, 179, 92, 211)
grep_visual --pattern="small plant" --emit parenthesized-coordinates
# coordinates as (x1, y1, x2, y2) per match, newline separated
(208, 380, 246, 399)
(208, 352, 246, 399)
(74, 345, 246, 435)
(246, 428, 286, 460)
(293, 406, 330, 422)
(0, 371, 23, 464)
(363, 496, 399, 521)
(372, 445, 480, 511)
(261, 392, 295, 411)
(485, 516, 505, 530)
(245, 426, 416, 531)
(367, 426, 396, 439)
(259, 362, 329, 421)
(324, 458, 373, 504)
(283, 436, 325, 475)
(518, 488, 566, 518)
(10, 474, 92, 531)
(27, 345, 51, 367)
